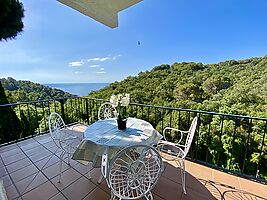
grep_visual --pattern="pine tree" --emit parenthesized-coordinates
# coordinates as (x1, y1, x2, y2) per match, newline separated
(0, 82, 22, 143)
(0, 0, 24, 41)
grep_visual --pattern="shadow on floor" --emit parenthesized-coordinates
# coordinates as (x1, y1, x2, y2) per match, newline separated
(159, 162, 267, 200)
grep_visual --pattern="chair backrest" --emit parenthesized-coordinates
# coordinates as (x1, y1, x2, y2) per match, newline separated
(98, 102, 117, 120)
(48, 112, 66, 149)
(108, 144, 163, 200)
(184, 116, 198, 157)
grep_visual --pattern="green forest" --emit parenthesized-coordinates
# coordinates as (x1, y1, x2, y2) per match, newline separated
(1, 77, 73, 103)
(89, 56, 267, 118)
(88, 56, 267, 180)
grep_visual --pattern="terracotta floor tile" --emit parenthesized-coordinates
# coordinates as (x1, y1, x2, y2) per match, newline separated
(0, 158, 4, 168)
(239, 177, 267, 198)
(23, 145, 48, 157)
(152, 194, 166, 200)
(48, 146, 61, 154)
(1, 152, 27, 165)
(17, 139, 40, 151)
(49, 192, 67, 200)
(1, 148, 22, 158)
(188, 162, 213, 181)
(10, 164, 38, 183)
(42, 141, 57, 149)
(50, 168, 82, 190)
(83, 187, 110, 200)
(39, 154, 60, 169)
(6, 157, 32, 173)
(28, 150, 52, 163)
(23, 172, 48, 194)
(72, 162, 91, 175)
(222, 189, 267, 200)
(0, 166, 8, 178)
(22, 181, 58, 200)
(162, 162, 183, 184)
(42, 162, 67, 179)
(196, 179, 224, 200)
(153, 176, 183, 200)
(62, 176, 96, 200)
(34, 134, 53, 145)
(15, 172, 48, 195)
(34, 154, 58, 170)
(137, 193, 166, 200)
(1, 174, 13, 187)
(5, 184, 20, 199)
(14, 173, 38, 195)
(84, 167, 102, 184)
(180, 188, 216, 200)
(185, 176, 215, 195)
(213, 170, 240, 190)
(0, 144, 18, 154)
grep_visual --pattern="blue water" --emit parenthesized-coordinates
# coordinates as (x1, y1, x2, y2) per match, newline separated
(44, 83, 110, 96)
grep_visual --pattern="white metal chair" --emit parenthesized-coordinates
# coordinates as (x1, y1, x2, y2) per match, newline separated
(105, 144, 163, 200)
(98, 102, 117, 120)
(157, 116, 198, 194)
(48, 112, 90, 182)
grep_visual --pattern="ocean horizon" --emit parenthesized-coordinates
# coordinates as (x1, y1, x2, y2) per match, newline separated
(44, 83, 110, 96)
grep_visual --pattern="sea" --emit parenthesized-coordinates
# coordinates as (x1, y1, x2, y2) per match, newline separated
(44, 83, 110, 96)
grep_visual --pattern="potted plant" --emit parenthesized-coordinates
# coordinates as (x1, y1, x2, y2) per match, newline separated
(110, 94, 130, 130)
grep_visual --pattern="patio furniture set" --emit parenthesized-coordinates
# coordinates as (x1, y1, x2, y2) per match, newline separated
(48, 102, 198, 200)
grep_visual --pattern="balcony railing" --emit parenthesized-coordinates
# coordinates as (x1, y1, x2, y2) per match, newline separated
(1, 97, 267, 184)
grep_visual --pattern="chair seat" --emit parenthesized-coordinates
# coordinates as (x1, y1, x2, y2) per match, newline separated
(158, 140, 185, 161)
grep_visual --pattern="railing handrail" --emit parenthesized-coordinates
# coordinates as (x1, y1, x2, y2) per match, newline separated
(1, 96, 267, 121)
(0, 96, 79, 107)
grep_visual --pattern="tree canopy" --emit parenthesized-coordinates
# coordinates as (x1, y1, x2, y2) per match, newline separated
(1, 77, 74, 103)
(0, 0, 24, 41)
(89, 56, 267, 118)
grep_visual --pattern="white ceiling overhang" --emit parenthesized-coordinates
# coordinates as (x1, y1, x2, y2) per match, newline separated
(57, 0, 143, 28)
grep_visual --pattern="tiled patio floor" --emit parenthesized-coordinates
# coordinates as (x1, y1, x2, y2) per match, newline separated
(0, 125, 267, 200)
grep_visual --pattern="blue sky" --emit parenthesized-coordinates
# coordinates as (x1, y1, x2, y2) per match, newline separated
(1, 0, 267, 84)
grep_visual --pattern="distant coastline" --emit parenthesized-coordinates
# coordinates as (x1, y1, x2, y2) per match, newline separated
(44, 83, 110, 96)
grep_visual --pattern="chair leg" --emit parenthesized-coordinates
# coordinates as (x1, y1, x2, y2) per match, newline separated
(87, 162, 92, 180)
(67, 154, 71, 165)
(110, 192, 116, 200)
(145, 191, 153, 200)
(58, 151, 65, 183)
(181, 160, 186, 194)
(97, 174, 104, 184)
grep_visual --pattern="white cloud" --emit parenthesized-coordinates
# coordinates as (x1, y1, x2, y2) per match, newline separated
(96, 71, 106, 74)
(74, 71, 83, 74)
(112, 54, 122, 60)
(87, 54, 121, 62)
(68, 60, 84, 67)
(89, 64, 100, 68)
(100, 68, 104, 70)
(88, 57, 109, 62)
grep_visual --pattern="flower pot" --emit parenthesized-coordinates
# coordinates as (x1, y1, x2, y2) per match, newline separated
(117, 118, 127, 130)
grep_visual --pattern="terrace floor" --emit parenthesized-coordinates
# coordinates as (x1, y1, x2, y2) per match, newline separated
(0, 125, 267, 200)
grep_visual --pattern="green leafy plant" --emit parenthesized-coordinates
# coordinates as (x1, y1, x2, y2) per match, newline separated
(110, 94, 130, 120)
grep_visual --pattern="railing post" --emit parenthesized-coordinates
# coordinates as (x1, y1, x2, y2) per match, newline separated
(59, 99, 65, 122)
(85, 98, 89, 125)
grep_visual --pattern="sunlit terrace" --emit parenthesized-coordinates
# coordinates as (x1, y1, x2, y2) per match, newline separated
(1, 127, 266, 200)
(1, 97, 267, 200)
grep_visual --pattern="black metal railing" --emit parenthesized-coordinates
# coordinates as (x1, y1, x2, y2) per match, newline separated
(0, 97, 266, 183)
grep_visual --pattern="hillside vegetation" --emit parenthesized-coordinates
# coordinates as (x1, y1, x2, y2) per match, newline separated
(89, 56, 267, 117)
(1, 77, 73, 103)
